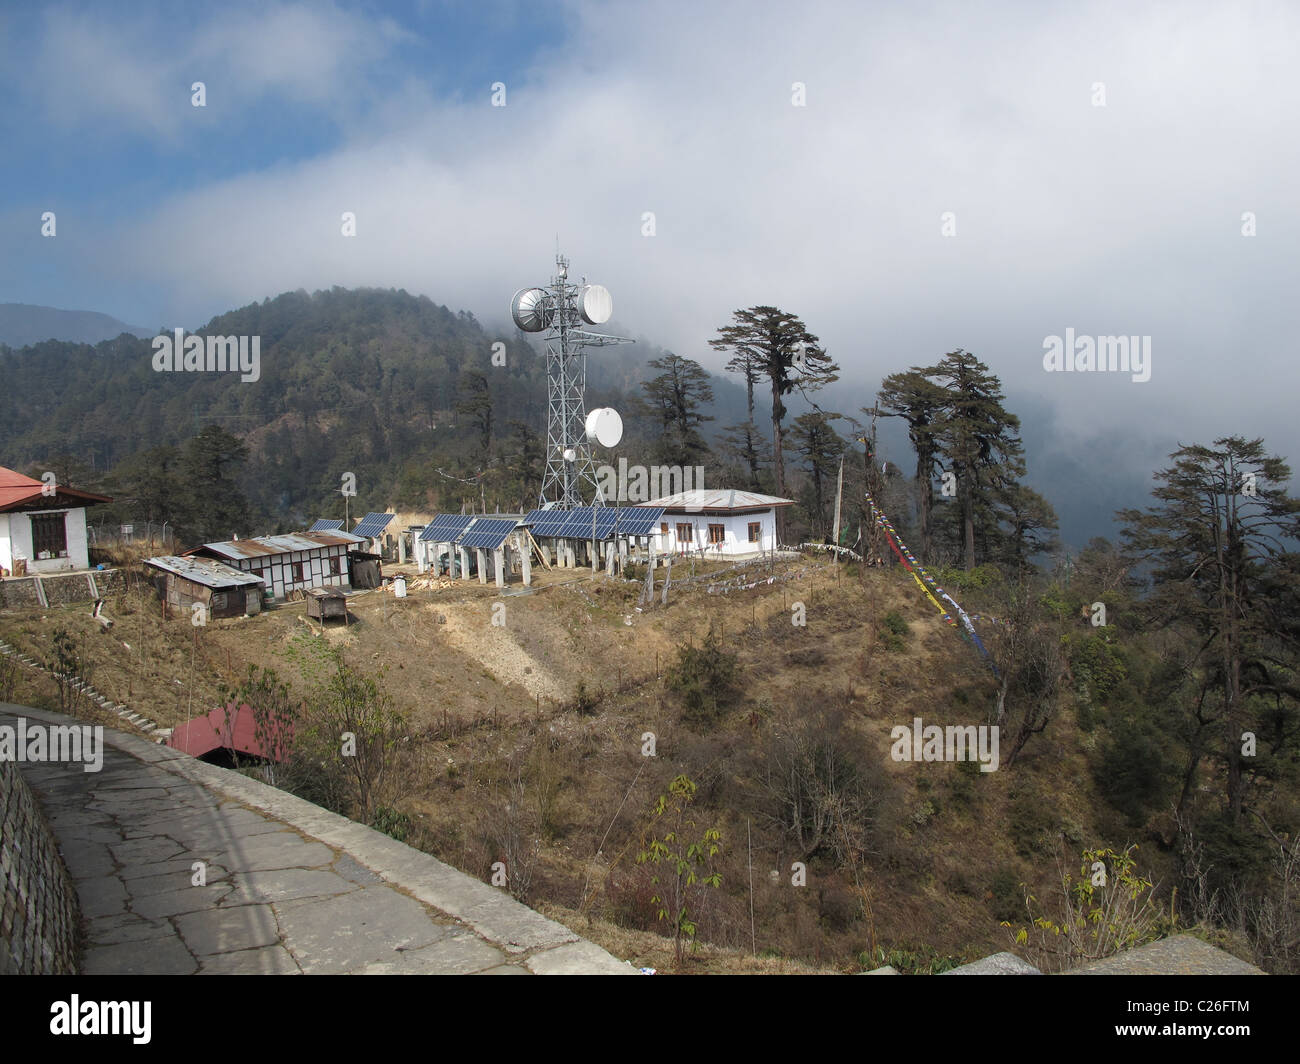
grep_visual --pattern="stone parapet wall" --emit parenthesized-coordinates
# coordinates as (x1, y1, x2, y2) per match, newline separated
(0, 756, 80, 974)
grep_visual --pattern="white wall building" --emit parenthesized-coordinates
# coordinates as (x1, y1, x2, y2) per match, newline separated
(184, 530, 365, 601)
(642, 489, 794, 558)
(0, 465, 111, 574)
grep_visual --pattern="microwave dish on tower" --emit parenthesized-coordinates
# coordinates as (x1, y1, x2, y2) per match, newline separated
(513, 253, 633, 508)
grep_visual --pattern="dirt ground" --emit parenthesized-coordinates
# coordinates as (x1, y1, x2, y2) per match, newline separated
(0, 552, 1104, 973)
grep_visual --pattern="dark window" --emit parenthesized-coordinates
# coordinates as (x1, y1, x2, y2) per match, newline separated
(30, 513, 68, 558)
(748, 522, 761, 542)
(676, 523, 693, 544)
(294, 562, 305, 583)
(708, 524, 725, 545)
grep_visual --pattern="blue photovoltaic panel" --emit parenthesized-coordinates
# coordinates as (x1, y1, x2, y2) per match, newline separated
(594, 509, 619, 538)
(521, 509, 549, 526)
(616, 507, 665, 537)
(557, 507, 598, 538)
(459, 518, 517, 550)
(309, 519, 344, 532)
(530, 510, 570, 537)
(353, 512, 395, 539)
(420, 514, 474, 541)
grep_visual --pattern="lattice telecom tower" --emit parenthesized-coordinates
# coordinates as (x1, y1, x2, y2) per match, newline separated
(511, 254, 632, 509)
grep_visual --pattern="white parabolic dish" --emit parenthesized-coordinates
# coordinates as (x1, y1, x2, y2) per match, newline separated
(585, 407, 624, 448)
(511, 287, 553, 332)
(576, 284, 613, 325)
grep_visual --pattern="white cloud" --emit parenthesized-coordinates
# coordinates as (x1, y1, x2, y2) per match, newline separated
(21, 0, 1300, 463)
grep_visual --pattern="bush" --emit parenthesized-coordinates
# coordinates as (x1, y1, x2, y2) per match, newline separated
(370, 806, 410, 842)
(879, 611, 909, 652)
(988, 866, 1022, 923)
(570, 680, 601, 716)
(667, 625, 738, 726)
(882, 611, 910, 637)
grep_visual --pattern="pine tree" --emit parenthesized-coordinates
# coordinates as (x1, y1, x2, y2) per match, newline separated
(1118, 437, 1300, 825)
(928, 351, 1025, 570)
(179, 425, 251, 543)
(786, 411, 845, 537)
(709, 307, 838, 534)
(637, 353, 715, 466)
(876, 370, 949, 561)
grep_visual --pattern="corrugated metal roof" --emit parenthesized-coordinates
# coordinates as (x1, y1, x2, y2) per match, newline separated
(144, 555, 265, 588)
(640, 489, 794, 510)
(186, 530, 365, 560)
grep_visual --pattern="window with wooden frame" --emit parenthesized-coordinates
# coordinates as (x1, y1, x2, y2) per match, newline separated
(708, 524, 725, 545)
(329, 554, 340, 576)
(30, 512, 68, 558)
(293, 561, 305, 583)
(748, 521, 761, 543)
(675, 523, 693, 544)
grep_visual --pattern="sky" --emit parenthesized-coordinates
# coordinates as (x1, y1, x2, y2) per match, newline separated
(3, 0, 1299, 497)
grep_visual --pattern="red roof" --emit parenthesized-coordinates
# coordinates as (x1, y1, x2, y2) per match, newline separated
(168, 702, 292, 761)
(0, 465, 112, 511)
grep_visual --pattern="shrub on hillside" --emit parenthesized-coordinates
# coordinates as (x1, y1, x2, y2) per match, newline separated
(667, 625, 738, 726)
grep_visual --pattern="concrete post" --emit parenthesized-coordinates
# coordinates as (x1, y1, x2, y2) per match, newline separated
(521, 544, 532, 587)
(476, 548, 488, 584)
(494, 547, 505, 588)
(460, 547, 471, 581)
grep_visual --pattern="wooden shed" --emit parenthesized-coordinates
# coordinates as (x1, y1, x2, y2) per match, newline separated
(144, 555, 265, 618)
(349, 551, 382, 590)
(305, 586, 348, 625)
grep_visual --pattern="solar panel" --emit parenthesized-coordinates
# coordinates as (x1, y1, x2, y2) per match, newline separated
(353, 512, 395, 539)
(521, 509, 549, 526)
(309, 518, 344, 532)
(420, 514, 475, 541)
(616, 507, 665, 537)
(557, 507, 599, 538)
(459, 518, 518, 550)
(530, 510, 569, 537)
(594, 509, 619, 538)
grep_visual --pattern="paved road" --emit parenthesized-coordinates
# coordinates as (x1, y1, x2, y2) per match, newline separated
(4, 705, 632, 975)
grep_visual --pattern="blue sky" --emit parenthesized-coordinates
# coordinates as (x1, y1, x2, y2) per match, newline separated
(3, 0, 1300, 488)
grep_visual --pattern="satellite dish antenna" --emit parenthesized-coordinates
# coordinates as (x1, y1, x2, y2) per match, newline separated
(511, 288, 554, 332)
(562, 448, 577, 463)
(585, 407, 623, 448)
(575, 284, 613, 325)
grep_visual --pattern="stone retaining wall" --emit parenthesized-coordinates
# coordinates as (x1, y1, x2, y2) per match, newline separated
(0, 755, 80, 974)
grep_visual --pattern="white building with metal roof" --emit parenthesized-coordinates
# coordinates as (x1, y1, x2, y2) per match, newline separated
(181, 530, 366, 601)
(641, 490, 794, 557)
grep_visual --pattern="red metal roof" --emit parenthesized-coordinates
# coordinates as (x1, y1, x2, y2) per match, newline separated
(0, 464, 112, 511)
(168, 702, 292, 761)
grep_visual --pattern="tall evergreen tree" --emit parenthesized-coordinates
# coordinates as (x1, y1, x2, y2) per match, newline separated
(709, 307, 838, 531)
(454, 370, 493, 453)
(786, 411, 845, 537)
(876, 371, 949, 561)
(928, 351, 1025, 570)
(1119, 437, 1300, 825)
(179, 425, 251, 543)
(638, 353, 715, 466)
(719, 421, 771, 492)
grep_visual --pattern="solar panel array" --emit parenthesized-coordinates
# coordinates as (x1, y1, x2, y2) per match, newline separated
(613, 506, 665, 537)
(419, 514, 474, 542)
(309, 518, 344, 532)
(523, 506, 666, 541)
(353, 512, 395, 539)
(459, 518, 519, 550)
